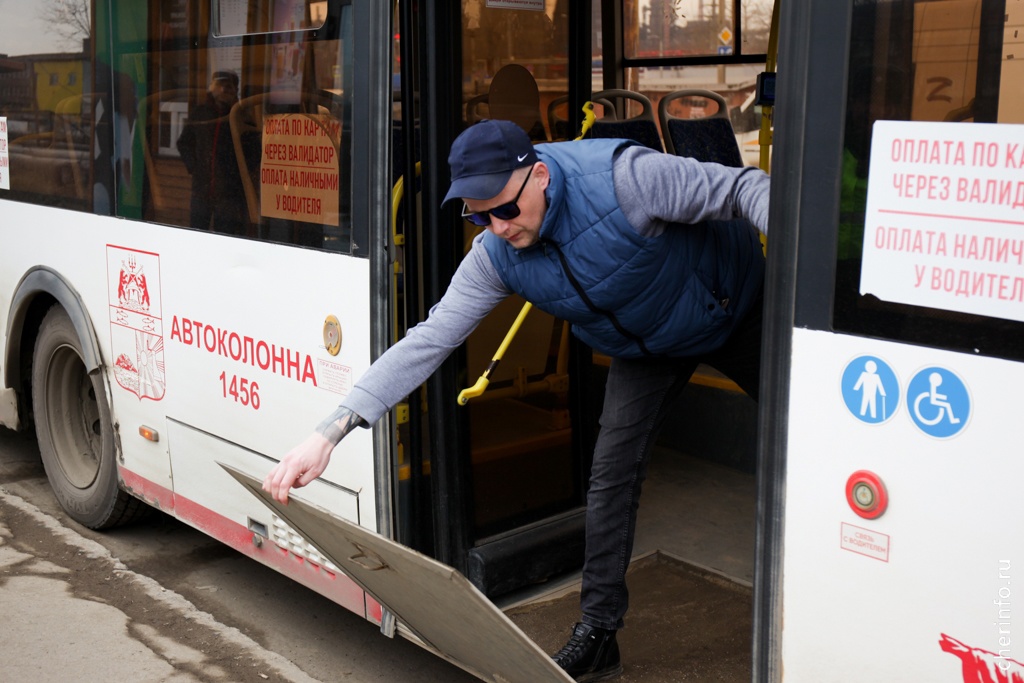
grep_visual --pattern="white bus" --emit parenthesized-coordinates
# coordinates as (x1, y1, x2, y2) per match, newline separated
(1, 0, 1020, 681)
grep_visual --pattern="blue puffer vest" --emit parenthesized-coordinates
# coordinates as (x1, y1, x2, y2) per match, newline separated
(484, 139, 764, 359)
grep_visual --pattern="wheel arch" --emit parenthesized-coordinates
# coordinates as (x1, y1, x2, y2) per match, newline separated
(5, 266, 106, 401)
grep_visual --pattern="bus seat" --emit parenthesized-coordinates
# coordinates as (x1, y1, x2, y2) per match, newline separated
(588, 89, 663, 152)
(658, 89, 744, 167)
(465, 64, 547, 141)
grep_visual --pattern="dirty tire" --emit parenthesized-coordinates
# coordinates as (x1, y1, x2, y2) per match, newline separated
(31, 305, 148, 529)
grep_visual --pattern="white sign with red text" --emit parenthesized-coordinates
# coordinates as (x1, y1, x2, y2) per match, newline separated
(840, 522, 890, 562)
(261, 114, 340, 225)
(861, 120, 1024, 322)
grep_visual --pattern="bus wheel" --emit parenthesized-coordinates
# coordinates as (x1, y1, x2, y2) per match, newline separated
(31, 305, 147, 529)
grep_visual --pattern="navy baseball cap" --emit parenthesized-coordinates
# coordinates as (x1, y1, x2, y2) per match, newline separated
(442, 119, 538, 206)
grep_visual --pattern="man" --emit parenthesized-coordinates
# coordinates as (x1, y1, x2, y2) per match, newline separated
(176, 70, 248, 235)
(264, 119, 769, 681)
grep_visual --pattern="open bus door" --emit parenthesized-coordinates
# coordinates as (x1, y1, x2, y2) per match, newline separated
(389, 0, 598, 597)
(392, 0, 771, 608)
(224, 465, 572, 683)
(760, 0, 1024, 679)
(391, 2, 771, 674)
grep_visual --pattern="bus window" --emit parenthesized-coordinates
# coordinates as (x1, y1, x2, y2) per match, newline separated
(624, 0, 732, 58)
(124, 0, 357, 254)
(619, 1, 772, 167)
(833, 0, 1024, 361)
(462, 3, 572, 141)
(215, 0, 328, 35)
(0, 6, 105, 213)
(622, 0, 774, 59)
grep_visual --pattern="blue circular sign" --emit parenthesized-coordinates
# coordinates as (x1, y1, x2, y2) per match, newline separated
(906, 367, 970, 438)
(841, 355, 900, 424)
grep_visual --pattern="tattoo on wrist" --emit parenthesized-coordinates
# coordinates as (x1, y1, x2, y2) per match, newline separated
(316, 407, 365, 446)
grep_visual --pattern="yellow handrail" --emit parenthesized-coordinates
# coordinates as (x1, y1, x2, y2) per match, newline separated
(457, 301, 535, 405)
(391, 162, 421, 344)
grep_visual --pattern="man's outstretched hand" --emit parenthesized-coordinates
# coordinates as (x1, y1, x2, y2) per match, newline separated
(262, 432, 334, 503)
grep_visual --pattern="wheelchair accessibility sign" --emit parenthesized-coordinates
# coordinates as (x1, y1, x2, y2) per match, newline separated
(906, 367, 970, 438)
(841, 356, 900, 424)
(842, 357, 971, 437)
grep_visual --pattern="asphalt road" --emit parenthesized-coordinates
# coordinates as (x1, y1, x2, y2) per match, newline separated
(0, 425, 478, 683)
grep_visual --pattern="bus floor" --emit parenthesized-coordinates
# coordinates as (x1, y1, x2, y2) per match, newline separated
(503, 446, 756, 682)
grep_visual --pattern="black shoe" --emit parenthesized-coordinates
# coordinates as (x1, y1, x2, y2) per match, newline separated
(552, 622, 623, 682)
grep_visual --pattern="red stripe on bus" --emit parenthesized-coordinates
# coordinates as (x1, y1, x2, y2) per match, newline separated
(118, 466, 370, 621)
(119, 466, 176, 511)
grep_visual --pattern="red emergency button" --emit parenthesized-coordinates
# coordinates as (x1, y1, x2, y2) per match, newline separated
(846, 470, 888, 519)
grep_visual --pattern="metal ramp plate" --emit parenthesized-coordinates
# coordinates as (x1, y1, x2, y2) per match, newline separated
(222, 464, 572, 683)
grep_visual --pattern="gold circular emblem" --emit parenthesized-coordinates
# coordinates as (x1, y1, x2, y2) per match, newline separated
(323, 315, 342, 356)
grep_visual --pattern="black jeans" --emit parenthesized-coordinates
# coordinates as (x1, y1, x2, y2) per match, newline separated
(579, 286, 763, 630)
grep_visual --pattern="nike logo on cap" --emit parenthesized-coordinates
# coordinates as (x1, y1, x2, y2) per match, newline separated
(517, 153, 528, 162)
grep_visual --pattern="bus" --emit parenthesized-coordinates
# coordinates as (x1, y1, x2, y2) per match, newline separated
(1, 0, 1021, 681)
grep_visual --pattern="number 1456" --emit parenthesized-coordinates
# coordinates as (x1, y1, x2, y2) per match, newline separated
(219, 372, 261, 410)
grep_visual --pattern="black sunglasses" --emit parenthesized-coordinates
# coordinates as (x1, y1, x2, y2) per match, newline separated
(461, 164, 535, 227)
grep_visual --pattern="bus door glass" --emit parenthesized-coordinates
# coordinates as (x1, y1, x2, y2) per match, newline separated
(780, 1, 1024, 679)
(444, 0, 589, 598)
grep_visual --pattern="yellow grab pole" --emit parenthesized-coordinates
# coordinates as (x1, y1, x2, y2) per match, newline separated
(457, 301, 534, 405)
(391, 162, 421, 344)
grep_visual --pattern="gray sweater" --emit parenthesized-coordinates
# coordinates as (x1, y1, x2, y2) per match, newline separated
(339, 146, 770, 426)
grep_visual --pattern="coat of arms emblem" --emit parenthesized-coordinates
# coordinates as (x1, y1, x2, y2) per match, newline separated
(107, 245, 165, 401)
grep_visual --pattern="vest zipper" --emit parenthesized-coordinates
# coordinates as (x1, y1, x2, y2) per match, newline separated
(545, 239, 653, 357)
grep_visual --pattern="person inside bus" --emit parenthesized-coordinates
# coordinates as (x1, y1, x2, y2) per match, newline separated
(264, 119, 770, 682)
(176, 70, 249, 236)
